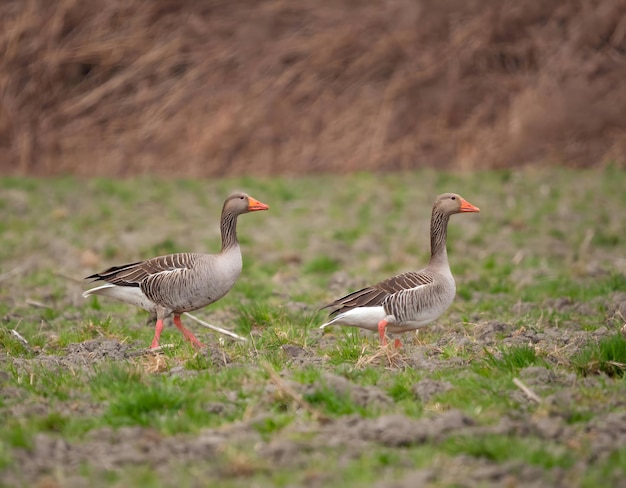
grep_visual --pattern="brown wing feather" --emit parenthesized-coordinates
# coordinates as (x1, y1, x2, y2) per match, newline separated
(321, 270, 434, 316)
(85, 253, 198, 287)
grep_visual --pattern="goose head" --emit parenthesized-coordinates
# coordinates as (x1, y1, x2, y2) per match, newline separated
(224, 192, 270, 215)
(434, 193, 480, 215)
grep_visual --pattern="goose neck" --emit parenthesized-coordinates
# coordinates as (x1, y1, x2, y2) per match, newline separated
(220, 211, 239, 252)
(429, 208, 450, 265)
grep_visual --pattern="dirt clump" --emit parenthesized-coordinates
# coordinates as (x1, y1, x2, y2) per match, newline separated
(65, 339, 131, 363)
(310, 409, 474, 448)
(8, 425, 260, 485)
(412, 378, 453, 402)
(281, 343, 327, 368)
(11, 340, 133, 377)
(307, 372, 393, 409)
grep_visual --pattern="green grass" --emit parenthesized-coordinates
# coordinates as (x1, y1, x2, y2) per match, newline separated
(303, 255, 341, 274)
(442, 434, 577, 469)
(104, 381, 188, 429)
(572, 333, 626, 377)
(582, 447, 626, 487)
(1, 167, 626, 486)
(482, 344, 546, 373)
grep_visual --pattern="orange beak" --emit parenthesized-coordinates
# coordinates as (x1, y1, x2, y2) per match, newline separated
(247, 196, 269, 211)
(459, 198, 480, 213)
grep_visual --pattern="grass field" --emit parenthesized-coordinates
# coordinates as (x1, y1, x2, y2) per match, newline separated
(1, 167, 626, 487)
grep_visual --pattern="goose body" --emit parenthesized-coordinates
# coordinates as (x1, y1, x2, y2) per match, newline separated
(320, 193, 479, 346)
(83, 192, 269, 348)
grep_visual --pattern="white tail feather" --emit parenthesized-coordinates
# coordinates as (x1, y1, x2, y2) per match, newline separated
(319, 306, 387, 332)
(82, 283, 155, 312)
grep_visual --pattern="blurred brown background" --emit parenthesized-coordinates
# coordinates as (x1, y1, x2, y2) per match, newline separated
(1, 0, 625, 177)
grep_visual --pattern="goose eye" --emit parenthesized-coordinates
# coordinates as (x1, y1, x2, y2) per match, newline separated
(451, 196, 456, 200)
(240, 196, 245, 200)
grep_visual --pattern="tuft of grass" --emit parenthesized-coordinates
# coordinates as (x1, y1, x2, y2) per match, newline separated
(572, 333, 626, 377)
(105, 381, 186, 427)
(251, 413, 294, 440)
(19, 366, 85, 402)
(431, 370, 518, 418)
(386, 370, 422, 402)
(324, 330, 368, 365)
(303, 386, 363, 417)
(89, 363, 146, 396)
(482, 344, 546, 373)
(291, 366, 323, 385)
(184, 352, 215, 371)
(0, 329, 34, 357)
(234, 303, 283, 336)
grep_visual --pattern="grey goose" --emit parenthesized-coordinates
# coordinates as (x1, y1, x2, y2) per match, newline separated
(320, 193, 479, 347)
(83, 192, 269, 349)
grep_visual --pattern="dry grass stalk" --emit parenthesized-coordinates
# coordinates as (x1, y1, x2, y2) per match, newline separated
(10, 329, 29, 346)
(512, 377, 542, 404)
(140, 351, 169, 374)
(129, 344, 174, 357)
(355, 342, 408, 369)
(1, 0, 625, 177)
(183, 312, 247, 342)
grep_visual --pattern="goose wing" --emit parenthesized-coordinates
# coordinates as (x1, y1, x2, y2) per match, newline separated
(85, 253, 200, 287)
(321, 270, 434, 316)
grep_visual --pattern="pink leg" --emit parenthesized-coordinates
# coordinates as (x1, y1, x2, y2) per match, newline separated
(377, 319, 388, 346)
(173, 315, 205, 349)
(150, 319, 165, 349)
(393, 338, 403, 349)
